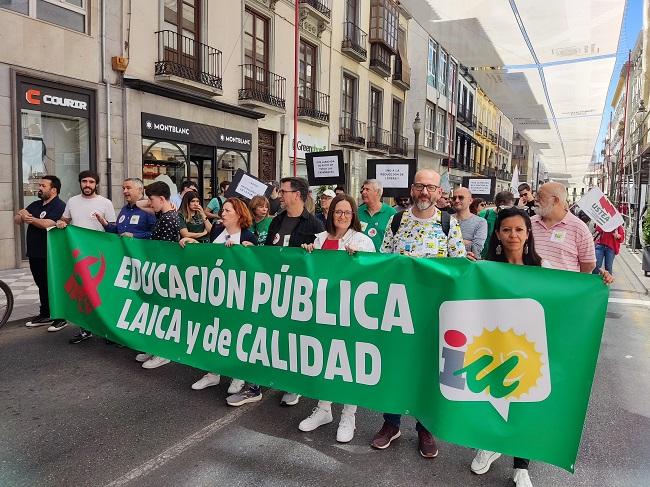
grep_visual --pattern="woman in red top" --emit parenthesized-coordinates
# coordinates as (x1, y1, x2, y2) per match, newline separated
(593, 225, 624, 275)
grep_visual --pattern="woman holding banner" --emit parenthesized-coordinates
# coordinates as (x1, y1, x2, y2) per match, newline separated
(470, 207, 612, 487)
(180, 198, 257, 394)
(298, 194, 375, 443)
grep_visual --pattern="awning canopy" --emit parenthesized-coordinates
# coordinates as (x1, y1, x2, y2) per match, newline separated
(401, 0, 625, 183)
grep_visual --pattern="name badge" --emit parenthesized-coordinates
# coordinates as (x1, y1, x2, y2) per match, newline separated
(283, 235, 291, 247)
(130, 215, 140, 225)
(550, 230, 566, 243)
(360, 221, 368, 232)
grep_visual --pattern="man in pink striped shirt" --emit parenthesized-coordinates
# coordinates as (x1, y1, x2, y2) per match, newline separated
(531, 182, 596, 273)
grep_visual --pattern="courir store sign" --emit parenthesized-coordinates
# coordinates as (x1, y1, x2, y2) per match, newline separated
(18, 81, 91, 118)
(142, 113, 252, 152)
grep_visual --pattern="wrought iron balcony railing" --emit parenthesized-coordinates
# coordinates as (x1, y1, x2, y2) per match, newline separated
(300, 0, 331, 18)
(341, 22, 367, 61)
(339, 116, 366, 146)
(238, 64, 286, 109)
(155, 30, 222, 90)
(367, 125, 391, 152)
(298, 86, 330, 123)
(389, 132, 408, 156)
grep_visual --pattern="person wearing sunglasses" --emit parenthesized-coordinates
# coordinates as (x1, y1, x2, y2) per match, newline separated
(517, 182, 536, 217)
(452, 187, 488, 256)
(298, 194, 375, 443)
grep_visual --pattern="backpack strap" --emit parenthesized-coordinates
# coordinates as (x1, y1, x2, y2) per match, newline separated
(390, 210, 406, 235)
(441, 210, 450, 236)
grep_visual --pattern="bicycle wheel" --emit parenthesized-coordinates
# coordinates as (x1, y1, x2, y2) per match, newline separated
(0, 279, 14, 328)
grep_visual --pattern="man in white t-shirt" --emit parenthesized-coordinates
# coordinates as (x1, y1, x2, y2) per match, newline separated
(56, 170, 116, 343)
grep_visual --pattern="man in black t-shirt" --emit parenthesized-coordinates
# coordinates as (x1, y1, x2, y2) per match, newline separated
(14, 176, 66, 330)
(227, 177, 324, 408)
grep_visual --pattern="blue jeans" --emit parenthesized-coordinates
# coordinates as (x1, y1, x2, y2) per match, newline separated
(383, 413, 428, 432)
(594, 244, 615, 274)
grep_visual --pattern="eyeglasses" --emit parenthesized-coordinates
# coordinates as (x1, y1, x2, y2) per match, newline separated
(412, 183, 439, 193)
(360, 187, 373, 193)
(278, 189, 298, 195)
(451, 195, 465, 201)
(333, 210, 353, 217)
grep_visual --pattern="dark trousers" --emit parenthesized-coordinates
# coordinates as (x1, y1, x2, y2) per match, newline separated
(383, 413, 428, 432)
(514, 457, 530, 469)
(29, 257, 50, 317)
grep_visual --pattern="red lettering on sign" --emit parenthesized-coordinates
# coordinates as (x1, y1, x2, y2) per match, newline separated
(25, 89, 41, 105)
(599, 196, 616, 216)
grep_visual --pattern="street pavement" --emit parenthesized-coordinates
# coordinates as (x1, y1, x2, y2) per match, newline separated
(1, 255, 649, 487)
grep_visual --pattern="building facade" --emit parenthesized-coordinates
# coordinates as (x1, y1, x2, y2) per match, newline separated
(1, 0, 124, 270)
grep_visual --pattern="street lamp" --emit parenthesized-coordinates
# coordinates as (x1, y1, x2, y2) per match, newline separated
(413, 112, 422, 167)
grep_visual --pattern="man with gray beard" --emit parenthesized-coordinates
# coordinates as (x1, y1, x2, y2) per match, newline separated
(372, 169, 466, 459)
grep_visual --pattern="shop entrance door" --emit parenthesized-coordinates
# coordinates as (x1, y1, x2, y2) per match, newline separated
(188, 144, 215, 207)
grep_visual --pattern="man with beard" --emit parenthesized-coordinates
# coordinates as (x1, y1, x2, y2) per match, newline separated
(373, 169, 465, 459)
(226, 176, 323, 408)
(95, 178, 156, 238)
(530, 182, 596, 273)
(56, 170, 116, 342)
(14, 176, 67, 330)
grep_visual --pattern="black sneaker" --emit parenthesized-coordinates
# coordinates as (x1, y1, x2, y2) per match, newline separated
(69, 330, 92, 344)
(25, 316, 54, 328)
(47, 319, 67, 332)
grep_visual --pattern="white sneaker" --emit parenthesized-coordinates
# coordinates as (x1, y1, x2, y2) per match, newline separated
(135, 353, 152, 363)
(298, 406, 333, 432)
(280, 392, 301, 406)
(191, 373, 220, 390)
(142, 355, 170, 369)
(228, 378, 245, 394)
(336, 413, 356, 443)
(514, 468, 533, 487)
(512, 468, 533, 487)
(471, 450, 502, 474)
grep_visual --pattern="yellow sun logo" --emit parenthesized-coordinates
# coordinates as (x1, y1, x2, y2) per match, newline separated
(463, 328, 544, 399)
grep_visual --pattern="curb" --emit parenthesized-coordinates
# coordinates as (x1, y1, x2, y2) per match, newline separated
(618, 247, 650, 295)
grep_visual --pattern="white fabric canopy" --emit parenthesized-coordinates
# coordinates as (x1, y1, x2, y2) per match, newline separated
(401, 0, 625, 182)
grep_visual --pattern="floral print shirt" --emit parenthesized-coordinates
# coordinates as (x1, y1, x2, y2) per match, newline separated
(381, 208, 466, 258)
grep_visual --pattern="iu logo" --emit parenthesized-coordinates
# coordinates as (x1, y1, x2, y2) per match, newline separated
(64, 249, 107, 314)
(439, 299, 551, 420)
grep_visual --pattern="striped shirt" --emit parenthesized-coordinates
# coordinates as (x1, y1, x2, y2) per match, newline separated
(531, 212, 596, 272)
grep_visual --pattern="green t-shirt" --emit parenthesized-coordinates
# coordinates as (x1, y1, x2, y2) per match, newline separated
(358, 203, 397, 251)
(479, 208, 498, 258)
(251, 217, 272, 246)
(178, 212, 209, 243)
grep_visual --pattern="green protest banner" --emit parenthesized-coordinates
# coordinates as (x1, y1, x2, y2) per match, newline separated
(48, 226, 608, 472)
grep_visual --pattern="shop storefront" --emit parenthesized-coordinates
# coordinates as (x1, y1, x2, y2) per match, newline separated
(141, 113, 252, 205)
(15, 75, 96, 258)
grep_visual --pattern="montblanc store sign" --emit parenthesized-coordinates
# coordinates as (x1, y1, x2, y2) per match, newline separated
(141, 113, 252, 151)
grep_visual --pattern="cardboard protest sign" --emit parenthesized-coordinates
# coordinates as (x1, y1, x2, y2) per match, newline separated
(305, 150, 345, 185)
(367, 159, 416, 198)
(576, 188, 624, 232)
(225, 169, 272, 201)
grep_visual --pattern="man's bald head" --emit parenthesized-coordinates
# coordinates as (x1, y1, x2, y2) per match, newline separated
(413, 169, 441, 186)
(452, 186, 472, 212)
